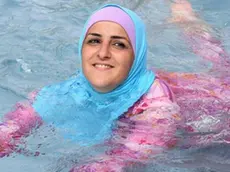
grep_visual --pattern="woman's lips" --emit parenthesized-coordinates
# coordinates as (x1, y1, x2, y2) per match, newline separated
(93, 63, 114, 70)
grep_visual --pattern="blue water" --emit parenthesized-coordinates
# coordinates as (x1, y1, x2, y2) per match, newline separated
(0, 0, 230, 171)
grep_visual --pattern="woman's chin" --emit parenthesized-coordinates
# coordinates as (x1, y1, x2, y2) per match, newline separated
(91, 83, 114, 93)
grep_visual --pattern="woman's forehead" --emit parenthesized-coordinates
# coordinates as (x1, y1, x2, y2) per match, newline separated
(86, 21, 130, 39)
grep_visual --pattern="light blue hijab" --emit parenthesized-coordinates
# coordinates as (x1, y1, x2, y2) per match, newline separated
(32, 4, 155, 146)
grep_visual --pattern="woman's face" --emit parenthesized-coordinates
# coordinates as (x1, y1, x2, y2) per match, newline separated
(82, 21, 134, 93)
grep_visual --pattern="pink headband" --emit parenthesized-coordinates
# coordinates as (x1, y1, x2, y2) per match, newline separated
(85, 6, 136, 53)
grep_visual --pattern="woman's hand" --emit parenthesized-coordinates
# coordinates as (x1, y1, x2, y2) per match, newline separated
(0, 99, 42, 158)
(168, 0, 198, 23)
(0, 122, 18, 157)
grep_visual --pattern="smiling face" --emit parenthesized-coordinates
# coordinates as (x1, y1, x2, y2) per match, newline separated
(82, 21, 134, 93)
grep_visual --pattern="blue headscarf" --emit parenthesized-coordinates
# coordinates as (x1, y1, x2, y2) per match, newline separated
(32, 4, 155, 146)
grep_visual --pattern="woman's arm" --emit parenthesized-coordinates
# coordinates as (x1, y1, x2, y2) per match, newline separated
(169, 0, 230, 67)
(0, 91, 42, 157)
(70, 79, 181, 172)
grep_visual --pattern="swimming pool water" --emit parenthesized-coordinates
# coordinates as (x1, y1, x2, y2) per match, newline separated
(0, 0, 230, 171)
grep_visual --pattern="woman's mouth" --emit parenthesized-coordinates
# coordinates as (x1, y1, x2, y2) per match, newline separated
(93, 63, 114, 70)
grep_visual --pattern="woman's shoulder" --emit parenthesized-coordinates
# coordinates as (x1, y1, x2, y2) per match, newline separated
(126, 77, 175, 115)
(145, 77, 174, 101)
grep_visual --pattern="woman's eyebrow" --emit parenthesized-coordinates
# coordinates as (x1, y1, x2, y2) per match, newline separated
(111, 35, 128, 41)
(87, 33, 101, 37)
(87, 33, 129, 42)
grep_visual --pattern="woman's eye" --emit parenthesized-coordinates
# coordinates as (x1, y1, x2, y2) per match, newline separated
(87, 39, 100, 45)
(113, 42, 127, 49)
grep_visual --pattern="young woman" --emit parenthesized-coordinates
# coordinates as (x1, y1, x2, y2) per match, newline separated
(0, 1, 229, 171)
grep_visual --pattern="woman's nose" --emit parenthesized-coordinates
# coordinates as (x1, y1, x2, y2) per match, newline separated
(97, 42, 111, 60)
